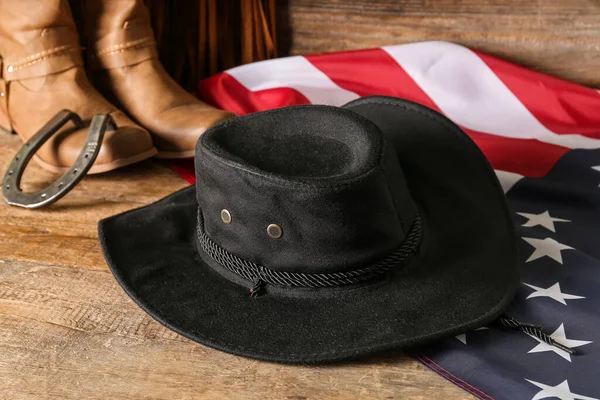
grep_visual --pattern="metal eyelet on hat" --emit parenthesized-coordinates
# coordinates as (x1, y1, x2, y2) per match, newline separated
(220, 209, 232, 224)
(267, 223, 283, 239)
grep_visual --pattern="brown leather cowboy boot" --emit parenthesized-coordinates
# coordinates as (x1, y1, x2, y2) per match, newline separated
(0, 0, 157, 174)
(72, 0, 235, 159)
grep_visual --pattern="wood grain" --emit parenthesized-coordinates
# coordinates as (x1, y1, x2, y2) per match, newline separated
(285, 0, 600, 87)
(0, 132, 472, 399)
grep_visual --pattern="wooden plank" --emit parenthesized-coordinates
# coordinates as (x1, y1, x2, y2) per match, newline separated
(286, 0, 600, 87)
(0, 133, 472, 399)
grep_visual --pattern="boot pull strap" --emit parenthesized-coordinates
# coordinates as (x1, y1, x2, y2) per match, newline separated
(86, 22, 158, 70)
(2, 27, 83, 82)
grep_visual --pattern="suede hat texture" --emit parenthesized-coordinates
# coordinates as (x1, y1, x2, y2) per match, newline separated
(99, 96, 519, 363)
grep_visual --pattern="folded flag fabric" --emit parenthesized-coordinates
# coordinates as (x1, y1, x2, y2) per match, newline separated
(170, 41, 600, 400)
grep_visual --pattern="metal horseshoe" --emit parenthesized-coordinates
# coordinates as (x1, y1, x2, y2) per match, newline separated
(2, 110, 114, 209)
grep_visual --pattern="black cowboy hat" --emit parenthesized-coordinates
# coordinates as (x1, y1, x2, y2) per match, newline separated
(98, 96, 519, 363)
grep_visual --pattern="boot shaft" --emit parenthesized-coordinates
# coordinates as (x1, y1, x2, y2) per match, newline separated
(0, 0, 82, 73)
(0, 0, 77, 52)
(70, 0, 157, 70)
(70, 0, 150, 44)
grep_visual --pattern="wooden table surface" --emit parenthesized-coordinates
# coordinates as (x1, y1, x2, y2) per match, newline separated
(0, 132, 472, 399)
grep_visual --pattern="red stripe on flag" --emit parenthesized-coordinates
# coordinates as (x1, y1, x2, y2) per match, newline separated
(476, 51, 600, 137)
(466, 130, 568, 178)
(305, 48, 440, 111)
(197, 72, 311, 116)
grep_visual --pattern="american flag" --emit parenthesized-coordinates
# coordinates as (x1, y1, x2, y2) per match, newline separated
(171, 41, 600, 400)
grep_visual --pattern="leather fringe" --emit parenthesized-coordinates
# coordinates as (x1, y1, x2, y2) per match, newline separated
(145, 0, 278, 91)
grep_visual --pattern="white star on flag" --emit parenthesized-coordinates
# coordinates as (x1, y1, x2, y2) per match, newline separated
(528, 323, 592, 362)
(526, 378, 599, 400)
(517, 211, 570, 232)
(523, 282, 585, 305)
(522, 237, 574, 264)
(455, 327, 489, 345)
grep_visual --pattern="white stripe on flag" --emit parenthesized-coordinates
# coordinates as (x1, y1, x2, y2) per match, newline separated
(226, 56, 360, 106)
(495, 170, 523, 193)
(383, 42, 600, 149)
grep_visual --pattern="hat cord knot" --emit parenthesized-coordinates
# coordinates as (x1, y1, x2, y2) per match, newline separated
(249, 279, 265, 298)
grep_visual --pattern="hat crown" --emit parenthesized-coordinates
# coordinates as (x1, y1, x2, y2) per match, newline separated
(195, 106, 417, 275)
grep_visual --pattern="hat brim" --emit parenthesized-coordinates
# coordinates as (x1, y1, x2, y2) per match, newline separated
(99, 97, 519, 363)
